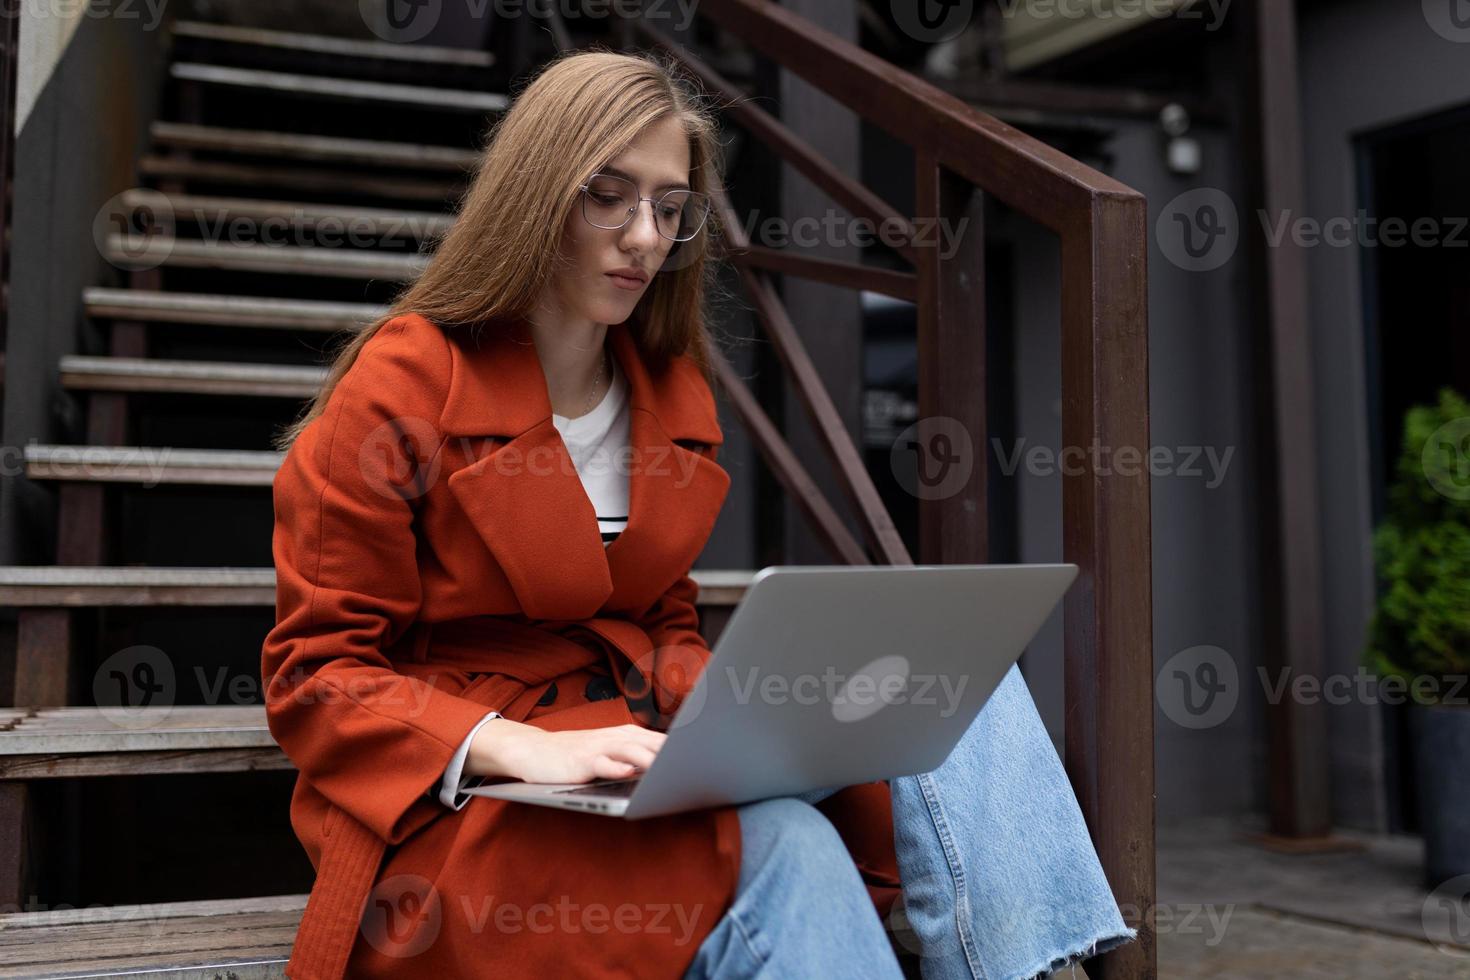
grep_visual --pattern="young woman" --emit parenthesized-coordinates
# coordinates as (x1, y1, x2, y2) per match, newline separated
(263, 50, 1135, 980)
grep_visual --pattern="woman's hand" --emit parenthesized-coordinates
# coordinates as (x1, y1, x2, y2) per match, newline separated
(466, 718, 667, 784)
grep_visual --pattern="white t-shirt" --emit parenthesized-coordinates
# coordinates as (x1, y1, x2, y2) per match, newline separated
(436, 348, 632, 809)
(551, 350, 631, 546)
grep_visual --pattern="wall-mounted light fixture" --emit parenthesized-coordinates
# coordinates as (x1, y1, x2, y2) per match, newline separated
(1161, 102, 1202, 175)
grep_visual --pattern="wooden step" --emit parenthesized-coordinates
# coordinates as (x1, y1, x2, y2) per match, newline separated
(118, 189, 454, 238)
(150, 121, 479, 172)
(0, 566, 277, 606)
(172, 18, 495, 69)
(0, 894, 301, 979)
(0, 890, 914, 979)
(170, 63, 509, 113)
(84, 288, 384, 331)
(683, 569, 760, 607)
(0, 706, 286, 779)
(60, 356, 326, 399)
(0, 567, 753, 607)
(139, 155, 459, 202)
(103, 235, 428, 280)
(25, 445, 282, 486)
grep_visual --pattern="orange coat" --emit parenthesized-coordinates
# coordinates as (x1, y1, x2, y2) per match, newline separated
(262, 312, 900, 979)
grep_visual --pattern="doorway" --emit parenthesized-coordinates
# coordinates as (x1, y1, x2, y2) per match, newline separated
(1357, 104, 1470, 832)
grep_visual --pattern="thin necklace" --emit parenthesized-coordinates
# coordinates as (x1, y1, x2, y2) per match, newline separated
(510, 323, 607, 417)
(581, 347, 607, 417)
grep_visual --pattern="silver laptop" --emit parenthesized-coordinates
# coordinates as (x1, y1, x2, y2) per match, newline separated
(464, 563, 1077, 819)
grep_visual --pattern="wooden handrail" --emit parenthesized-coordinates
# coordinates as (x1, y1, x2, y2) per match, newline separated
(731, 246, 917, 303)
(632, 4, 1156, 977)
(913, 153, 991, 567)
(688, 0, 1140, 228)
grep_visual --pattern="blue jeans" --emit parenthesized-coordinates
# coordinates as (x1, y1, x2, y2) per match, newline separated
(682, 663, 1138, 980)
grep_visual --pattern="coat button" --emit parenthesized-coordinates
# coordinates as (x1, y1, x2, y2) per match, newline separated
(536, 682, 558, 706)
(584, 675, 619, 702)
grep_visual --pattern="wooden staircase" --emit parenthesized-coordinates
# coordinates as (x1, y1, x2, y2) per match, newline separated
(0, 19, 754, 978)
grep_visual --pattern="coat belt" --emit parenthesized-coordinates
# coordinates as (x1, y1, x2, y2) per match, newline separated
(401, 614, 627, 683)
(285, 613, 656, 980)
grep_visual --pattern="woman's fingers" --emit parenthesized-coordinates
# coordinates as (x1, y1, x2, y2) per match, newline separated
(592, 755, 639, 779)
(523, 725, 667, 783)
(607, 741, 658, 771)
(618, 724, 667, 748)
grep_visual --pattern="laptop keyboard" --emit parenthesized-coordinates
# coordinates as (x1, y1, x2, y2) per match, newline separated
(552, 778, 641, 798)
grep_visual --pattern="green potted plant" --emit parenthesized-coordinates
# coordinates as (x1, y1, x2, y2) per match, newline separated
(1364, 387, 1470, 885)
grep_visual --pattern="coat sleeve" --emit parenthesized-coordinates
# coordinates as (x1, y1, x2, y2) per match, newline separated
(636, 435, 724, 725)
(635, 575, 714, 728)
(262, 314, 496, 844)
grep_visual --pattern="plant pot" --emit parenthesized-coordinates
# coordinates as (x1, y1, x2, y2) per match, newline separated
(1409, 700, 1470, 885)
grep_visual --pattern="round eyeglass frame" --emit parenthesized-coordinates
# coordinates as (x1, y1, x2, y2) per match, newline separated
(578, 172, 712, 243)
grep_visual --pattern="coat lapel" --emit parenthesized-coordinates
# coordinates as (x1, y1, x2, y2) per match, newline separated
(441, 320, 730, 621)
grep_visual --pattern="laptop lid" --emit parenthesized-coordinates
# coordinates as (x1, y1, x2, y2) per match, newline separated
(621, 563, 1078, 819)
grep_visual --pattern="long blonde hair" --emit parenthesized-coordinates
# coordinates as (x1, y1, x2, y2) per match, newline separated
(272, 48, 728, 452)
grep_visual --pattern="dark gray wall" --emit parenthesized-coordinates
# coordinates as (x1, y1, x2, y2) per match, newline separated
(1007, 83, 1263, 827)
(1296, 0, 1470, 831)
(0, 12, 173, 566)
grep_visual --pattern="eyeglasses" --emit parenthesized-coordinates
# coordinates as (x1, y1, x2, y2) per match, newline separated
(578, 173, 712, 243)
